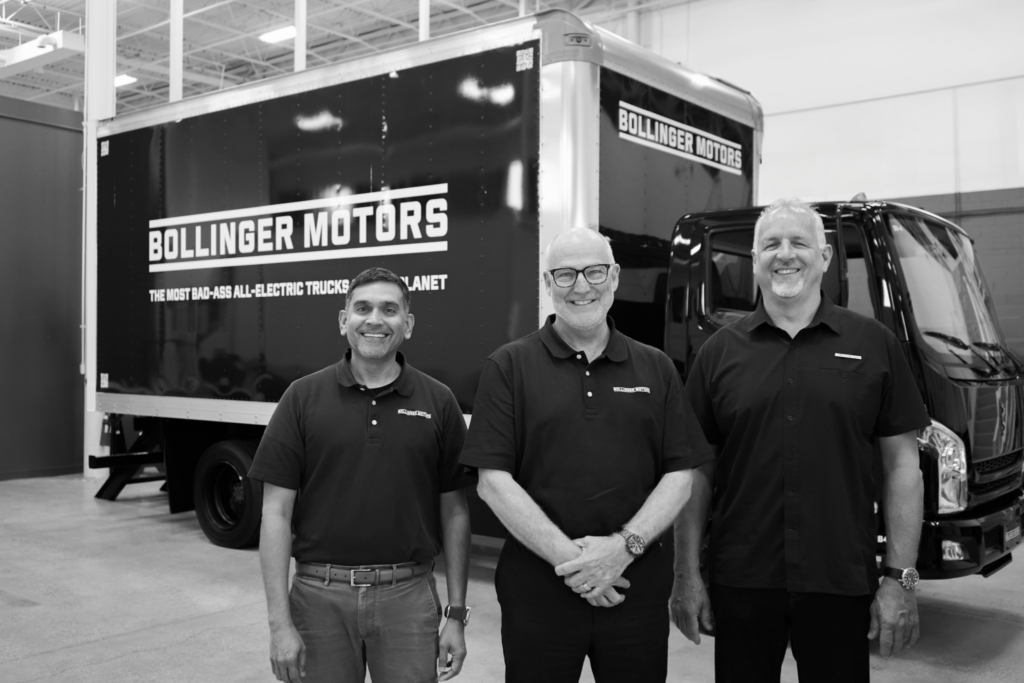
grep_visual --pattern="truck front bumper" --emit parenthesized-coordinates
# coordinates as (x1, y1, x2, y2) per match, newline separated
(917, 490, 1024, 579)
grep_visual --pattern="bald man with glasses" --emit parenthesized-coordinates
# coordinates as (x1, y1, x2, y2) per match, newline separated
(460, 228, 713, 683)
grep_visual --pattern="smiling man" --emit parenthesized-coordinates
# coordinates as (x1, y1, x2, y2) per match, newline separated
(461, 228, 712, 682)
(249, 267, 475, 683)
(672, 199, 931, 683)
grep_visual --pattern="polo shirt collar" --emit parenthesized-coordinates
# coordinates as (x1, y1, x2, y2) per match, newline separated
(335, 349, 415, 396)
(538, 314, 629, 362)
(744, 291, 841, 335)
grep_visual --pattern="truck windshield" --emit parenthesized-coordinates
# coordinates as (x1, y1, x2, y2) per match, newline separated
(888, 213, 1021, 380)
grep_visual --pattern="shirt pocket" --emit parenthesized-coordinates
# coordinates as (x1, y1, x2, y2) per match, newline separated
(798, 367, 883, 435)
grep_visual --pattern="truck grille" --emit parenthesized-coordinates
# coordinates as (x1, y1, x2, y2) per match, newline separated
(975, 452, 1023, 476)
(969, 449, 1023, 505)
(973, 472, 1023, 497)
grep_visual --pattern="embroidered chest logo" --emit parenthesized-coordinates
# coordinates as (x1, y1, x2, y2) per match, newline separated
(834, 353, 862, 360)
(613, 387, 651, 394)
(397, 409, 432, 419)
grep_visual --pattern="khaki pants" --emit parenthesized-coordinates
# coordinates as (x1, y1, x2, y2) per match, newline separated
(289, 571, 442, 683)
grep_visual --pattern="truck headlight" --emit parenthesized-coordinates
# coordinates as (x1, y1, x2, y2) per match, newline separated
(918, 419, 967, 514)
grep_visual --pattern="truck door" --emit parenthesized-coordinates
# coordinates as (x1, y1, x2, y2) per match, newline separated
(840, 218, 881, 321)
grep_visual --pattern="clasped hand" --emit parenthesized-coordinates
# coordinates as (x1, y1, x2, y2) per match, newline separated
(554, 535, 633, 608)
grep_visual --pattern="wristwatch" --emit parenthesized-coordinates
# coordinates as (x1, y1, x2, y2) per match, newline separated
(617, 528, 647, 558)
(882, 566, 920, 591)
(444, 605, 472, 625)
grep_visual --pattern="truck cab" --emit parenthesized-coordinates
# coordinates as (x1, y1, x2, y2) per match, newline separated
(660, 200, 1024, 579)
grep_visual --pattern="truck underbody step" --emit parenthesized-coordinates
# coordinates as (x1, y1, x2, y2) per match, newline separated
(89, 452, 165, 502)
(88, 453, 163, 469)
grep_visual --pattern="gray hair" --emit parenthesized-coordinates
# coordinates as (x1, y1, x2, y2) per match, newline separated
(753, 198, 826, 254)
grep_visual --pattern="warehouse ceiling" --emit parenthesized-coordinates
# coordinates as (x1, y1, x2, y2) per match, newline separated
(0, 0, 682, 114)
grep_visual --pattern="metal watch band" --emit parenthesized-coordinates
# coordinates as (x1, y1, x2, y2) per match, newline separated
(617, 528, 646, 557)
(882, 566, 918, 590)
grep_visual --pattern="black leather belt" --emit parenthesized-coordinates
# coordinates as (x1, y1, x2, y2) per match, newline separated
(296, 561, 432, 587)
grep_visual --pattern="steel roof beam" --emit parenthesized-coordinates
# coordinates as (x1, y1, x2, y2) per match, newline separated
(344, 4, 419, 33)
(233, 0, 382, 53)
(117, 0, 237, 42)
(433, 0, 487, 24)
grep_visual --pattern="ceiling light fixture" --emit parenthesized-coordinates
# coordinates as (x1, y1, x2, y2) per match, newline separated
(260, 26, 296, 44)
(114, 74, 137, 87)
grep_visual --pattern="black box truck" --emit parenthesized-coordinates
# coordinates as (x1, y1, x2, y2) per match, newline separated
(83, 11, 762, 548)
(86, 12, 1022, 582)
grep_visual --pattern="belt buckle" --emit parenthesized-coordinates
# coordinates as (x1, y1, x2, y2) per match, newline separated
(350, 568, 377, 587)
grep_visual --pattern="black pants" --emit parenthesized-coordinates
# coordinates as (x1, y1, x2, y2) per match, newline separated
(710, 583, 874, 683)
(496, 539, 671, 683)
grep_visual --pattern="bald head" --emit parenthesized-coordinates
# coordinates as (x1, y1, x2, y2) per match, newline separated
(545, 228, 615, 269)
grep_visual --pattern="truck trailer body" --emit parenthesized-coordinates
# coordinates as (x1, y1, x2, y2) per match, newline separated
(84, 11, 762, 547)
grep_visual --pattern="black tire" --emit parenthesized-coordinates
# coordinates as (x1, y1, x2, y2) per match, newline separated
(193, 439, 262, 548)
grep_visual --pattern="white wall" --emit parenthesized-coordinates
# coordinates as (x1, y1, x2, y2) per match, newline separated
(596, 0, 1024, 202)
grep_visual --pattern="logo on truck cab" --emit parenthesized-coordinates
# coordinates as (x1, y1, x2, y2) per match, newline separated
(618, 101, 743, 175)
(147, 184, 448, 273)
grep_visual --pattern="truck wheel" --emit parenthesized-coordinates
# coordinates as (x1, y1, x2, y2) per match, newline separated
(194, 440, 262, 548)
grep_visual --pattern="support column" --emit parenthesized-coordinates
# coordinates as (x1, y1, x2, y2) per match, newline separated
(83, 0, 118, 479)
(419, 0, 429, 41)
(169, 0, 182, 101)
(626, 0, 640, 45)
(295, 0, 306, 72)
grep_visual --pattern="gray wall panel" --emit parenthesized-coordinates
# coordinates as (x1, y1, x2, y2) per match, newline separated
(0, 96, 83, 480)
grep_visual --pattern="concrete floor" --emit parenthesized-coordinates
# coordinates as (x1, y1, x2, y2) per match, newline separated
(2, 475, 1024, 682)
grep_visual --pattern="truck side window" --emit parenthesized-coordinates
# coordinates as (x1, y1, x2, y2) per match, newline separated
(843, 225, 877, 318)
(707, 228, 756, 324)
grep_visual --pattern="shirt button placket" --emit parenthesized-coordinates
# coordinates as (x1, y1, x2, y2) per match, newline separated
(581, 355, 595, 415)
(783, 342, 800, 584)
(368, 394, 381, 442)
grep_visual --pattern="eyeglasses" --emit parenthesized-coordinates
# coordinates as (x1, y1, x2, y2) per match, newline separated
(548, 264, 612, 288)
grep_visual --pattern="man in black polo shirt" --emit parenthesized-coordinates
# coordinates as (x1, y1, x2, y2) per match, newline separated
(461, 228, 713, 682)
(672, 198, 930, 682)
(249, 267, 474, 683)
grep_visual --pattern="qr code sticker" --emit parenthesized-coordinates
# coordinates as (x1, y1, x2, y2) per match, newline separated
(516, 48, 534, 72)
(100, 140, 109, 156)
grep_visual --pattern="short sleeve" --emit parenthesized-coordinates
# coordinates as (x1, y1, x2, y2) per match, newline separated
(248, 383, 304, 489)
(661, 357, 715, 473)
(875, 329, 931, 436)
(438, 388, 475, 492)
(459, 356, 518, 474)
(685, 343, 723, 445)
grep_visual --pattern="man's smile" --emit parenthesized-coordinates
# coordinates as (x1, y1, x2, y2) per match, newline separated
(772, 265, 801, 276)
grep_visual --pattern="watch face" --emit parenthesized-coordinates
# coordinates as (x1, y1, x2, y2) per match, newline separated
(901, 567, 920, 590)
(619, 529, 646, 557)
